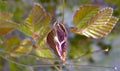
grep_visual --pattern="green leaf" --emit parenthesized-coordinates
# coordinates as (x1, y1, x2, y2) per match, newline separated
(0, 12, 23, 36)
(37, 25, 51, 48)
(19, 3, 53, 58)
(0, 12, 14, 27)
(33, 27, 54, 58)
(34, 48, 55, 58)
(0, 19, 16, 27)
(33, 33, 55, 59)
(0, 12, 13, 20)
(25, 3, 44, 31)
(36, 13, 51, 36)
(73, 5, 99, 28)
(0, 1, 10, 11)
(16, 3, 51, 36)
(0, 11, 32, 36)
(8, 62, 27, 71)
(68, 35, 92, 59)
(0, 28, 13, 35)
(16, 24, 33, 36)
(1, 37, 33, 57)
(4, 36, 20, 51)
(0, 12, 15, 35)
(14, 38, 32, 54)
(18, 3, 51, 36)
(80, 8, 119, 39)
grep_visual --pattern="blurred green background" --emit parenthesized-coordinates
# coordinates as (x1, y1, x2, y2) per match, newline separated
(0, 0, 120, 71)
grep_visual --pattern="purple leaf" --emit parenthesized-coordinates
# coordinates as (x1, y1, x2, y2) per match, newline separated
(46, 21, 67, 61)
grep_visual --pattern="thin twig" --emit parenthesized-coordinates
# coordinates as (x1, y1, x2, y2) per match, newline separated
(62, 0, 65, 23)
(0, 55, 117, 71)
(0, 49, 117, 71)
(59, 66, 63, 71)
(68, 49, 109, 62)
(26, 66, 34, 71)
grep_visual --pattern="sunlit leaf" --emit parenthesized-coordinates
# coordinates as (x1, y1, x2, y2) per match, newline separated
(14, 38, 32, 54)
(0, 18, 17, 32)
(37, 13, 51, 36)
(25, 3, 44, 33)
(0, 19, 17, 27)
(4, 36, 20, 51)
(0, 12, 15, 35)
(33, 33, 55, 59)
(33, 27, 54, 58)
(36, 13, 51, 47)
(16, 3, 51, 36)
(1, 37, 33, 57)
(0, 28, 13, 35)
(71, 7, 119, 39)
(82, 16, 119, 38)
(0, 12, 13, 20)
(16, 24, 32, 36)
(73, 5, 99, 28)
(34, 48, 55, 58)
(15, 3, 51, 43)
(0, 12, 15, 27)
(15, 3, 53, 58)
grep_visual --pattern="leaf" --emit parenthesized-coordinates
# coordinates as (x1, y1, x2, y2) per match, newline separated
(68, 35, 92, 59)
(25, 3, 44, 24)
(0, 12, 14, 27)
(14, 38, 32, 54)
(37, 13, 51, 36)
(34, 48, 55, 58)
(0, 12, 23, 35)
(36, 13, 51, 48)
(8, 62, 27, 71)
(0, 28, 13, 35)
(0, 12, 13, 20)
(16, 3, 51, 36)
(33, 30, 55, 59)
(82, 17, 118, 38)
(73, 5, 99, 28)
(16, 24, 33, 36)
(80, 7, 119, 38)
(15, 3, 53, 59)
(17, 3, 51, 36)
(1, 37, 33, 57)
(0, 12, 29, 36)
(0, 19, 16, 27)
(4, 36, 20, 51)
(71, 7, 119, 39)
(0, 12, 15, 35)
(34, 27, 55, 59)
(21, 3, 53, 58)
(46, 22, 67, 61)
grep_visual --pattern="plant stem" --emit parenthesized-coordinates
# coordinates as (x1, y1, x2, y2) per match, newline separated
(59, 66, 63, 71)
(62, 0, 65, 23)
(26, 66, 34, 71)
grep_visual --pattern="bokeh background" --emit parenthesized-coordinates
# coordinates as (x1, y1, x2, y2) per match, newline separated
(0, 0, 120, 71)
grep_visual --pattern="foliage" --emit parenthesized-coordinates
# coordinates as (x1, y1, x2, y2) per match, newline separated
(0, 0, 120, 71)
